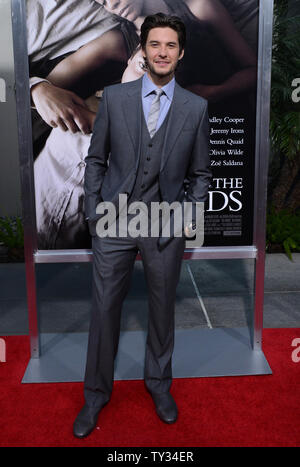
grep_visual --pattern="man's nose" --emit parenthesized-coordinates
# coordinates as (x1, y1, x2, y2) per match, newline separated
(158, 47, 167, 57)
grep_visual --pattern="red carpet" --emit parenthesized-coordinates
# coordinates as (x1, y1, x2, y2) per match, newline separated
(0, 328, 299, 447)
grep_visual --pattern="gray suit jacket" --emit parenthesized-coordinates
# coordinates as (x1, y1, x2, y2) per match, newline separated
(84, 77, 211, 245)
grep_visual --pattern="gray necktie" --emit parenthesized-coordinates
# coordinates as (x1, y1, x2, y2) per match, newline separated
(147, 89, 164, 138)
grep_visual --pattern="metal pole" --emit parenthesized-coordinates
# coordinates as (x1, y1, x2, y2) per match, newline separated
(11, 0, 40, 358)
(252, 0, 274, 350)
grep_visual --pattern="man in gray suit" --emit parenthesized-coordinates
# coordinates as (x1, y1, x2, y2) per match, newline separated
(73, 13, 211, 438)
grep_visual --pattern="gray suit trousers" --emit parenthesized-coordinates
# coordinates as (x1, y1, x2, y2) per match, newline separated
(83, 233, 185, 408)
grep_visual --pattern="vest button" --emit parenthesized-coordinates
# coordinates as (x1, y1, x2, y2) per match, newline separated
(144, 171, 148, 175)
(148, 143, 153, 147)
(146, 157, 151, 161)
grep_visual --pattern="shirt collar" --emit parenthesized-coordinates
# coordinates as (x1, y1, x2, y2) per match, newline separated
(142, 73, 175, 101)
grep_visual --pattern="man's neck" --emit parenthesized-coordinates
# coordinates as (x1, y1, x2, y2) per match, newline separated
(146, 71, 175, 88)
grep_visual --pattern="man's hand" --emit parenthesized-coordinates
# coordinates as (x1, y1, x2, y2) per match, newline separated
(184, 221, 197, 239)
(122, 48, 145, 83)
(31, 81, 94, 134)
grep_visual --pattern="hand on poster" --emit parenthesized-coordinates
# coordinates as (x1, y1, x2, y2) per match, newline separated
(122, 48, 145, 82)
(31, 81, 95, 134)
(96, 0, 144, 22)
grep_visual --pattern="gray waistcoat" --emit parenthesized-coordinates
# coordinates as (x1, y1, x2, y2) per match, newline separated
(129, 108, 171, 205)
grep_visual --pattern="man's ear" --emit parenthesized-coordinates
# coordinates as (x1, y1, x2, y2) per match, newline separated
(179, 49, 185, 61)
(141, 48, 148, 67)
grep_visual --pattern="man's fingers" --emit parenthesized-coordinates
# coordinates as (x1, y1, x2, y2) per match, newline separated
(71, 93, 88, 109)
(56, 117, 70, 132)
(49, 97, 93, 133)
(74, 116, 91, 134)
(73, 108, 95, 134)
(64, 115, 81, 133)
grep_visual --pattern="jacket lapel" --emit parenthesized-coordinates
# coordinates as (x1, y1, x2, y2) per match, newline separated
(160, 83, 190, 171)
(121, 78, 143, 170)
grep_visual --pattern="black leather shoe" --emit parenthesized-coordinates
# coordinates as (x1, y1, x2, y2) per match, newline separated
(73, 404, 102, 438)
(150, 392, 178, 424)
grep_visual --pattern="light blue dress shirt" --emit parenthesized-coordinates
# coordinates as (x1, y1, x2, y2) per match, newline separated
(141, 73, 175, 132)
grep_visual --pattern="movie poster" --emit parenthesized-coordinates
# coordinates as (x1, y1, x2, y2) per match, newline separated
(26, 0, 259, 249)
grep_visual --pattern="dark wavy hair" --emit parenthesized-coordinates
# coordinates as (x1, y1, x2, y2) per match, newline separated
(140, 13, 186, 53)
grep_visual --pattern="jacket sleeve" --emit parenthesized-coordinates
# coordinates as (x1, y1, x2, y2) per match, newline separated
(84, 88, 111, 220)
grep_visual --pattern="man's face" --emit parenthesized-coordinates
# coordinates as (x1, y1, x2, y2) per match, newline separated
(142, 27, 184, 81)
